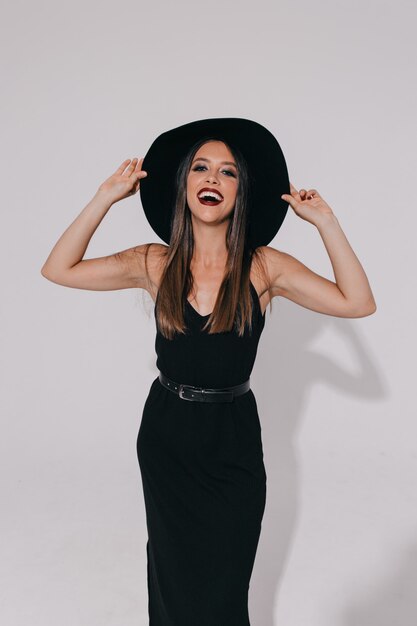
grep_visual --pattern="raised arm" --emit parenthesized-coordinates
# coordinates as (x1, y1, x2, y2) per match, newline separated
(40, 158, 162, 292)
(261, 183, 377, 319)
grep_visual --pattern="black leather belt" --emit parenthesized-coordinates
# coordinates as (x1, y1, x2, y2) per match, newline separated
(158, 371, 250, 403)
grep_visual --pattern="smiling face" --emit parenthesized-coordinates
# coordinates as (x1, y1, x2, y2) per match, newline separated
(186, 140, 239, 225)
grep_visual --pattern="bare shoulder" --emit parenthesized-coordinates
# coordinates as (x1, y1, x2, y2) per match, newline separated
(258, 245, 308, 296)
(251, 245, 292, 297)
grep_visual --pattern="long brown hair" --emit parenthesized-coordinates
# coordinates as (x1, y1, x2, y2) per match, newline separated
(147, 137, 271, 340)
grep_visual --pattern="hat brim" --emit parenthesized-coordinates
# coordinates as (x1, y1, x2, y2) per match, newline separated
(139, 117, 290, 249)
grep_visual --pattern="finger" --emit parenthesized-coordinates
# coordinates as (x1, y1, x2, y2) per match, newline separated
(126, 158, 139, 175)
(134, 168, 147, 180)
(290, 182, 305, 203)
(115, 159, 132, 175)
(132, 175, 144, 193)
(281, 192, 297, 207)
(307, 189, 318, 198)
(135, 157, 146, 173)
(289, 181, 299, 196)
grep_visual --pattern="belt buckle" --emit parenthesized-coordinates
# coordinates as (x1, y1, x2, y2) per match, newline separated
(179, 384, 202, 401)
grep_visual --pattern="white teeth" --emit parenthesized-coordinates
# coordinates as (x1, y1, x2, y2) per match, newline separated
(198, 190, 223, 201)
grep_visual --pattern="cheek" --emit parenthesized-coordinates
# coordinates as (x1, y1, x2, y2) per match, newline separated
(227, 182, 238, 200)
(186, 174, 199, 193)
(186, 179, 194, 197)
(186, 186, 198, 209)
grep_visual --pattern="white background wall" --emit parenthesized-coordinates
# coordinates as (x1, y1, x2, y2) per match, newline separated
(1, 1, 415, 624)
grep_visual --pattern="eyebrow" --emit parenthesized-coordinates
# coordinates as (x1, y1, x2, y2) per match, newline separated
(192, 157, 237, 168)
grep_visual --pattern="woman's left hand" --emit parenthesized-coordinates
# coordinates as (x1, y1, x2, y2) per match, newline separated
(281, 182, 335, 226)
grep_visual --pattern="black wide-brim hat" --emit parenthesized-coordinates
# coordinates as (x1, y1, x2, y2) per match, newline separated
(139, 117, 290, 249)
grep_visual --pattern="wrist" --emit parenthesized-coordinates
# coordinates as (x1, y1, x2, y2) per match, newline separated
(315, 212, 339, 230)
(94, 187, 115, 208)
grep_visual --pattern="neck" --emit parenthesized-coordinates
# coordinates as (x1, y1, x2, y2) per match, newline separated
(191, 220, 229, 268)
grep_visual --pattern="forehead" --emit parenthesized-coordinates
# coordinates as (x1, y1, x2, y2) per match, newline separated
(194, 140, 232, 157)
(192, 141, 237, 167)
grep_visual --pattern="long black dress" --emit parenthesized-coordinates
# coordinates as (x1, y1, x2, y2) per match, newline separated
(137, 280, 267, 625)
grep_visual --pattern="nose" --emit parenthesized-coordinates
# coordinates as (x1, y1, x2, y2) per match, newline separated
(205, 171, 219, 184)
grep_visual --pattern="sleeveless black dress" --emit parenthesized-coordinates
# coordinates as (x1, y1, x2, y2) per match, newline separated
(137, 280, 267, 625)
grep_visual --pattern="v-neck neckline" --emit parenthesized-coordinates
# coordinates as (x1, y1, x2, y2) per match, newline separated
(185, 281, 264, 319)
(185, 299, 211, 319)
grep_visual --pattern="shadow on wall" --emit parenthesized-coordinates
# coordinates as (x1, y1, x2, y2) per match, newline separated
(341, 541, 417, 626)
(247, 296, 386, 626)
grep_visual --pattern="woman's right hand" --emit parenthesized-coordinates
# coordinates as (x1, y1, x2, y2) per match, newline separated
(97, 158, 148, 204)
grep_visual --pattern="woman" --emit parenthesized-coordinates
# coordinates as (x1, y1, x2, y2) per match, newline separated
(41, 117, 376, 625)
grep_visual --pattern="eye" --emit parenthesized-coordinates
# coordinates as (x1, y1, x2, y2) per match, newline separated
(192, 165, 237, 177)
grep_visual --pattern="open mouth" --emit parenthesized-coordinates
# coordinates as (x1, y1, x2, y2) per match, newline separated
(197, 190, 224, 206)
